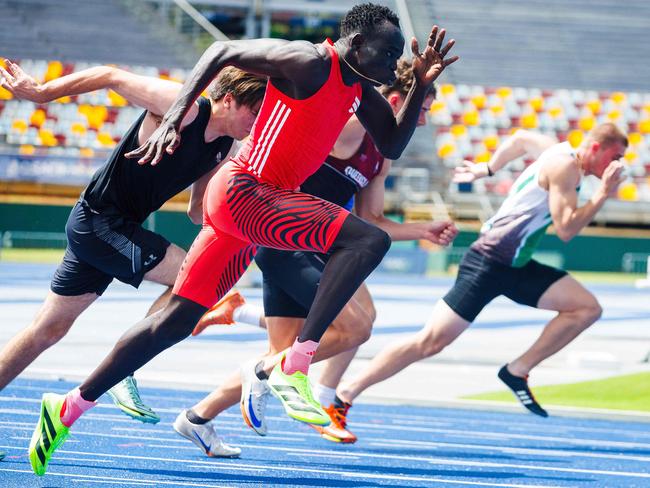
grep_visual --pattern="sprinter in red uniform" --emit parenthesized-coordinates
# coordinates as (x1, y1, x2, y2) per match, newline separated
(28, 3, 458, 475)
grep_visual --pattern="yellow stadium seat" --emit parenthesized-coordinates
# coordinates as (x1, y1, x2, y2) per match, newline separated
(529, 96, 544, 113)
(437, 142, 456, 158)
(638, 119, 650, 134)
(586, 99, 601, 114)
(489, 104, 504, 116)
(471, 94, 487, 109)
(521, 112, 538, 129)
(496, 87, 512, 99)
(618, 182, 638, 201)
(643, 103, 650, 114)
(12, 119, 28, 134)
(0, 85, 12, 100)
(55, 96, 72, 104)
(450, 124, 467, 137)
(475, 151, 491, 163)
(483, 134, 500, 151)
(610, 92, 626, 104)
(19, 144, 36, 155)
(624, 151, 638, 163)
(108, 89, 128, 107)
(628, 132, 643, 146)
(440, 84, 455, 96)
(578, 116, 595, 131)
(0, 58, 5, 69)
(97, 131, 116, 147)
(30, 109, 47, 128)
(71, 122, 87, 135)
(607, 110, 622, 122)
(462, 110, 480, 126)
(78, 104, 92, 116)
(567, 130, 584, 147)
(38, 129, 57, 146)
(548, 106, 564, 118)
(44, 61, 63, 82)
(79, 147, 95, 158)
(429, 100, 446, 114)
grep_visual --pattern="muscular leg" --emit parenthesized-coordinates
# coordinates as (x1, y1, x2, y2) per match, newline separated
(0, 291, 98, 390)
(317, 283, 375, 390)
(298, 215, 389, 344)
(507, 275, 602, 377)
(80, 295, 207, 401)
(191, 285, 374, 419)
(143, 243, 187, 316)
(338, 299, 470, 403)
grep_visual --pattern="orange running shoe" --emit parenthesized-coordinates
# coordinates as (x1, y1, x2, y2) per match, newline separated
(192, 290, 246, 336)
(311, 400, 357, 443)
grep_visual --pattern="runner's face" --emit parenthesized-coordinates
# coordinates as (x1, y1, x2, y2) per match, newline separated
(389, 93, 434, 126)
(231, 100, 262, 140)
(357, 22, 404, 85)
(590, 141, 626, 178)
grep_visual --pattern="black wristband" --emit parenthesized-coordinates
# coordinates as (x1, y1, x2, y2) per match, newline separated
(487, 164, 494, 177)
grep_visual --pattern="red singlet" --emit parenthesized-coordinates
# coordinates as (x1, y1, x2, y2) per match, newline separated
(173, 40, 362, 307)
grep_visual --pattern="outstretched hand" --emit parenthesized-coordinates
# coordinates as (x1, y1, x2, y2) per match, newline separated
(125, 120, 182, 165)
(0, 59, 44, 102)
(453, 160, 489, 183)
(422, 220, 459, 246)
(410, 25, 459, 87)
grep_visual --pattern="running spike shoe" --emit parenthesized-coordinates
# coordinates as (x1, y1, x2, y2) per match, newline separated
(311, 399, 357, 443)
(498, 364, 549, 418)
(29, 393, 70, 476)
(240, 360, 270, 436)
(192, 289, 246, 335)
(267, 358, 329, 426)
(107, 376, 160, 424)
(173, 410, 241, 458)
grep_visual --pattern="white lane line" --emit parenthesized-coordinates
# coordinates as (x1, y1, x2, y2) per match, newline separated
(366, 439, 650, 463)
(0, 456, 559, 488)
(0, 468, 232, 488)
(285, 451, 360, 461)
(71, 480, 154, 486)
(2, 401, 646, 451)
(4, 420, 649, 466)
(3, 442, 650, 481)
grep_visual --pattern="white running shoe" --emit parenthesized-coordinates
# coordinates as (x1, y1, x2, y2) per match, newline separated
(240, 359, 270, 436)
(107, 376, 160, 424)
(173, 410, 241, 458)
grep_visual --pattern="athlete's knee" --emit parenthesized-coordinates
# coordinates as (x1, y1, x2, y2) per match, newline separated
(150, 296, 207, 347)
(29, 317, 74, 348)
(576, 299, 602, 327)
(416, 330, 452, 358)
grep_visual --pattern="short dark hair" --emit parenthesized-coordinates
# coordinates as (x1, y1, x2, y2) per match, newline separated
(340, 2, 400, 37)
(379, 58, 436, 99)
(207, 67, 267, 108)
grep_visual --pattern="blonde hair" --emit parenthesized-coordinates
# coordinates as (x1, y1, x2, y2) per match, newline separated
(207, 67, 267, 108)
(586, 123, 628, 148)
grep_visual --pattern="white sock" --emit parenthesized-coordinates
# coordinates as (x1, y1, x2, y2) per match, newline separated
(233, 303, 264, 328)
(313, 383, 336, 407)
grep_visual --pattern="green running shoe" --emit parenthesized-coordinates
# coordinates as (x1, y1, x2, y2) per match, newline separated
(107, 376, 160, 424)
(29, 393, 70, 476)
(267, 360, 330, 426)
(0, 450, 5, 460)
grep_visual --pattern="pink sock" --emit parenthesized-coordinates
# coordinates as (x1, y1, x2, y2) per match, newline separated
(283, 338, 319, 375)
(60, 388, 96, 427)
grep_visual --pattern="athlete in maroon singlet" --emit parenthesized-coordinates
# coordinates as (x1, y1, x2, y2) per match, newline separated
(28, 5, 458, 472)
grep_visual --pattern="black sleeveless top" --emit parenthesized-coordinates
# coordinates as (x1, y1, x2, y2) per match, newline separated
(84, 97, 233, 223)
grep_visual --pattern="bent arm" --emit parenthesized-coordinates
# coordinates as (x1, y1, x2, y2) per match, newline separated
(355, 83, 429, 160)
(547, 158, 604, 242)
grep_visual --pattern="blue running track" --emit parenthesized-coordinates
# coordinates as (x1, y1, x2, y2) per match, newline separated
(1, 378, 649, 487)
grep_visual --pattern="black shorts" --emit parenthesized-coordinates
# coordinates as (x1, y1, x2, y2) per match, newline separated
(443, 248, 567, 322)
(50, 199, 170, 296)
(254, 247, 328, 318)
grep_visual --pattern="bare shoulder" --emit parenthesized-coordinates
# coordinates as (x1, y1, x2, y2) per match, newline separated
(542, 152, 580, 188)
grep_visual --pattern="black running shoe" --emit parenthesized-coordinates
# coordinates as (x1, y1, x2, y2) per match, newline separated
(498, 364, 548, 418)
